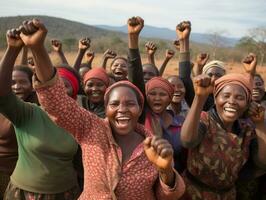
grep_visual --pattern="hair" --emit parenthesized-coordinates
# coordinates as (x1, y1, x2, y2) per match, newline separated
(55, 64, 83, 94)
(110, 57, 128, 66)
(142, 63, 159, 76)
(13, 65, 33, 84)
(104, 84, 143, 108)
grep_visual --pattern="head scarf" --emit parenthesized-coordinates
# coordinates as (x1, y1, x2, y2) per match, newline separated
(104, 80, 144, 109)
(214, 73, 253, 102)
(83, 68, 110, 87)
(58, 68, 79, 100)
(145, 77, 174, 99)
(202, 60, 225, 75)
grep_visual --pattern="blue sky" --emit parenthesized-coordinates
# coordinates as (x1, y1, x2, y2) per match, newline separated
(1, 0, 265, 38)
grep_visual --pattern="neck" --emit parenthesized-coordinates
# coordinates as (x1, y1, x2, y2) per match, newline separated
(216, 112, 234, 132)
(113, 130, 138, 145)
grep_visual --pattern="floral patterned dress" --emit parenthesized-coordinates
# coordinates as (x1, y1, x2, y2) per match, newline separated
(182, 109, 256, 200)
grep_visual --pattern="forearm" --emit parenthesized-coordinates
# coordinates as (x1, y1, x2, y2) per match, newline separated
(31, 45, 54, 83)
(56, 50, 69, 65)
(101, 58, 108, 69)
(0, 46, 22, 96)
(20, 46, 28, 65)
(147, 54, 155, 65)
(179, 38, 189, 53)
(73, 49, 85, 71)
(159, 58, 170, 76)
(181, 95, 206, 147)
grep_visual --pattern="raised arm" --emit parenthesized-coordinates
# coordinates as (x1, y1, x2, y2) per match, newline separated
(177, 21, 195, 107)
(159, 49, 175, 76)
(101, 49, 117, 69)
(73, 37, 90, 72)
(0, 29, 24, 96)
(20, 46, 28, 65)
(19, 19, 93, 141)
(145, 41, 157, 66)
(85, 50, 95, 69)
(181, 75, 213, 148)
(51, 39, 69, 65)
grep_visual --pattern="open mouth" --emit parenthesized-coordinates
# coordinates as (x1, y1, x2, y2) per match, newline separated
(114, 71, 124, 77)
(223, 107, 237, 118)
(252, 89, 262, 97)
(91, 91, 101, 97)
(115, 116, 131, 128)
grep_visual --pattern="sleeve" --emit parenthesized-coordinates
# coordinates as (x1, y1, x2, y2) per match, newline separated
(155, 170, 185, 200)
(178, 52, 195, 107)
(0, 92, 33, 127)
(250, 138, 266, 171)
(127, 48, 147, 124)
(34, 72, 98, 143)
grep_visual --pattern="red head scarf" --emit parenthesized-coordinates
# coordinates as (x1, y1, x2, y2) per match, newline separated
(214, 73, 253, 102)
(145, 77, 174, 99)
(83, 68, 110, 87)
(58, 68, 79, 100)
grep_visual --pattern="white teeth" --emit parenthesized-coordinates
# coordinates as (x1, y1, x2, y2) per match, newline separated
(117, 117, 130, 120)
(224, 107, 236, 112)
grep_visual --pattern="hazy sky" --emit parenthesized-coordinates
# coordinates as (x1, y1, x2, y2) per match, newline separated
(1, 0, 266, 38)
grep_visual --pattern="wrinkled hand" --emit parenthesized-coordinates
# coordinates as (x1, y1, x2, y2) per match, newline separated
(144, 136, 173, 171)
(176, 21, 191, 40)
(166, 49, 175, 59)
(127, 16, 144, 35)
(249, 101, 265, 123)
(103, 49, 117, 59)
(85, 50, 95, 62)
(51, 39, 62, 52)
(6, 28, 24, 48)
(79, 37, 91, 50)
(145, 41, 157, 56)
(173, 40, 180, 51)
(193, 75, 214, 97)
(19, 19, 47, 49)
(242, 53, 257, 75)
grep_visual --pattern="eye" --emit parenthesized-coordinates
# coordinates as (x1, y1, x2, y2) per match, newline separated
(148, 91, 156, 96)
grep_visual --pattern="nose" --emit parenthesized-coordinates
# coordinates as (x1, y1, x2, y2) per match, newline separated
(228, 96, 236, 104)
(13, 83, 20, 90)
(117, 103, 128, 112)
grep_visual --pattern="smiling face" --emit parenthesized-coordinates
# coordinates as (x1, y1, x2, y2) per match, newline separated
(252, 75, 265, 102)
(167, 76, 185, 104)
(12, 70, 33, 101)
(106, 86, 141, 135)
(84, 78, 107, 104)
(215, 84, 248, 127)
(147, 88, 171, 114)
(110, 58, 128, 81)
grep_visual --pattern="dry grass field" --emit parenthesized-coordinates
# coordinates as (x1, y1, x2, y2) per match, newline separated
(1, 50, 266, 84)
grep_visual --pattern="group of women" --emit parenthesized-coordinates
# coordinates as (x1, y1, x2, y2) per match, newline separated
(0, 16, 265, 200)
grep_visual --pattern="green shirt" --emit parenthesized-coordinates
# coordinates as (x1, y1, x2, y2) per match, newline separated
(0, 93, 78, 193)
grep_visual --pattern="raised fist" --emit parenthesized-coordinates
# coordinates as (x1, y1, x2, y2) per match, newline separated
(144, 136, 173, 171)
(196, 53, 209, 68)
(193, 74, 214, 97)
(127, 16, 144, 35)
(242, 53, 257, 75)
(145, 41, 157, 56)
(6, 28, 24, 48)
(166, 49, 175, 59)
(19, 19, 47, 49)
(176, 21, 191, 40)
(103, 49, 117, 59)
(85, 50, 95, 63)
(173, 40, 180, 51)
(79, 37, 91, 50)
(51, 39, 62, 52)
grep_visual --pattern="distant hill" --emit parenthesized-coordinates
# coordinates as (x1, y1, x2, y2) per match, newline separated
(97, 25, 239, 47)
